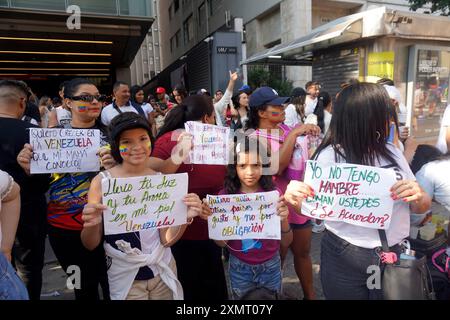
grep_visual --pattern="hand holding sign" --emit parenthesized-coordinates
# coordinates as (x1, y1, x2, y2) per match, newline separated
(82, 203, 108, 228)
(17, 143, 34, 175)
(284, 181, 315, 209)
(390, 180, 424, 203)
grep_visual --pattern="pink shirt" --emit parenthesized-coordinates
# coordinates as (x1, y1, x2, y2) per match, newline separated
(252, 124, 310, 225)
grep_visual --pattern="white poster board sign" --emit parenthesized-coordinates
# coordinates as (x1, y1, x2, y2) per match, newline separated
(102, 173, 188, 235)
(301, 161, 396, 229)
(29, 128, 100, 174)
(207, 191, 280, 240)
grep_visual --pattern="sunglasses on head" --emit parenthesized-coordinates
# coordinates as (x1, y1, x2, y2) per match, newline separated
(67, 94, 107, 103)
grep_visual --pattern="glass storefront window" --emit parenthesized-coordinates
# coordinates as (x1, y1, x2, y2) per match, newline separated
(412, 49, 450, 145)
(10, 0, 65, 11)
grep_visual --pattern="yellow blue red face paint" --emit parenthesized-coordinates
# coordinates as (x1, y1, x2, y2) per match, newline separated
(119, 145, 128, 155)
(78, 105, 88, 112)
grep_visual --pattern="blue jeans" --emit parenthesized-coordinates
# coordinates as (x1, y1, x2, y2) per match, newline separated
(228, 254, 281, 300)
(0, 253, 29, 300)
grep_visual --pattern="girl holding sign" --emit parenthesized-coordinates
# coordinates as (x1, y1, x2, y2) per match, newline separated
(215, 137, 291, 300)
(285, 82, 431, 300)
(81, 112, 206, 300)
(246, 86, 321, 300)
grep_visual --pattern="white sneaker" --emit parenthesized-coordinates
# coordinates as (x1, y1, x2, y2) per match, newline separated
(312, 220, 325, 233)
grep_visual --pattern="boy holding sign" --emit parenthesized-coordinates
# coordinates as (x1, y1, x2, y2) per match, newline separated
(211, 137, 291, 300)
(81, 113, 207, 300)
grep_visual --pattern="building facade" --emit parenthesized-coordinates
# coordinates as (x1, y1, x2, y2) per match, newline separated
(152, 0, 429, 91)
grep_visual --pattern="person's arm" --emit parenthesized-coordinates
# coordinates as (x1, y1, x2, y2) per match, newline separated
(0, 178, 20, 261)
(80, 175, 105, 251)
(446, 126, 450, 152)
(390, 180, 431, 214)
(47, 109, 58, 128)
(214, 72, 238, 126)
(149, 132, 192, 174)
(403, 137, 419, 164)
(159, 193, 202, 247)
(277, 124, 321, 175)
(284, 180, 315, 214)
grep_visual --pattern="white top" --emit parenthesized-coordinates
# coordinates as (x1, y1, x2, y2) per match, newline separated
(436, 104, 450, 154)
(55, 106, 72, 127)
(305, 96, 317, 116)
(0, 170, 14, 247)
(101, 102, 138, 126)
(316, 143, 415, 248)
(284, 104, 304, 128)
(141, 103, 154, 116)
(323, 110, 332, 135)
(415, 159, 450, 213)
(214, 89, 233, 127)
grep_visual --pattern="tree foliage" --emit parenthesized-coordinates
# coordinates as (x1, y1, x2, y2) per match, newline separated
(408, 0, 450, 15)
(248, 67, 293, 97)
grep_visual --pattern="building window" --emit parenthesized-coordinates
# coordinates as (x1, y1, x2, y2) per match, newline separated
(182, 0, 189, 8)
(174, 0, 180, 12)
(175, 29, 181, 48)
(168, 4, 173, 20)
(208, 0, 221, 16)
(198, 2, 205, 27)
(170, 36, 175, 52)
(183, 15, 194, 45)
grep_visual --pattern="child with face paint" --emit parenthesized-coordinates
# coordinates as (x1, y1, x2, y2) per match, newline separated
(245, 87, 320, 300)
(81, 112, 207, 300)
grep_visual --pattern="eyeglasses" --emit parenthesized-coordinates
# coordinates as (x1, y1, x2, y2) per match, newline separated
(67, 94, 107, 103)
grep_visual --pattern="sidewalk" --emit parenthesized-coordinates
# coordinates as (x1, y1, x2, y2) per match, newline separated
(40, 233, 325, 300)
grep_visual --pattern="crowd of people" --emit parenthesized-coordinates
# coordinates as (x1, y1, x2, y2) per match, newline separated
(0, 72, 449, 301)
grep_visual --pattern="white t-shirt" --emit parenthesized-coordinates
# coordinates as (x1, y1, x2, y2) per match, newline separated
(0, 170, 14, 247)
(55, 106, 72, 127)
(284, 104, 304, 128)
(323, 110, 332, 136)
(305, 96, 317, 116)
(101, 102, 138, 126)
(141, 103, 154, 116)
(316, 143, 415, 248)
(436, 104, 450, 154)
(415, 159, 450, 213)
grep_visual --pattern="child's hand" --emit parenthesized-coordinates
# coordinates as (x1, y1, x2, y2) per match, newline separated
(183, 193, 202, 220)
(82, 203, 107, 228)
(276, 196, 289, 221)
(284, 181, 315, 208)
(199, 199, 212, 220)
(98, 145, 116, 169)
(17, 143, 34, 175)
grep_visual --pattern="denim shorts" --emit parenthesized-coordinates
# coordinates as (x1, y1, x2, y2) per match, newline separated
(0, 253, 29, 300)
(228, 254, 281, 300)
(290, 220, 313, 230)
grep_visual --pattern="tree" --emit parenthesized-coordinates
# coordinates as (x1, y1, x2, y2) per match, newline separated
(408, 0, 450, 15)
(248, 66, 293, 97)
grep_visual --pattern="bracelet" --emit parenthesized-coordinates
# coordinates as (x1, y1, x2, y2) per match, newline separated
(186, 217, 194, 225)
(281, 226, 292, 233)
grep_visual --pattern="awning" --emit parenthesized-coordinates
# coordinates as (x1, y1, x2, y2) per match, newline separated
(241, 6, 386, 66)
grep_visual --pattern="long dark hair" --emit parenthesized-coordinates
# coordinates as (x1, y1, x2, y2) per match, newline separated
(245, 104, 268, 130)
(313, 82, 398, 166)
(314, 91, 331, 132)
(224, 136, 274, 194)
(410, 144, 444, 174)
(156, 95, 214, 139)
(130, 85, 144, 104)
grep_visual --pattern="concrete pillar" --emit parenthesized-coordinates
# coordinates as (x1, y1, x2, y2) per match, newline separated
(116, 67, 132, 85)
(280, 0, 312, 88)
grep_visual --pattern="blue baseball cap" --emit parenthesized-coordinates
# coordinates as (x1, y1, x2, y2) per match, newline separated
(249, 87, 289, 108)
(239, 84, 252, 94)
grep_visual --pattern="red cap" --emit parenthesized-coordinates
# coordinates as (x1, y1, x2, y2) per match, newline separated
(156, 87, 166, 94)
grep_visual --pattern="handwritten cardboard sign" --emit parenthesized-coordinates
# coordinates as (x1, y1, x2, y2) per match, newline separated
(30, 128, 101, 174)
(184, 121, 230, 165)
(207, 191, 280, 240)
(301, 161, 396, 229)
(102, 173, 188, 235)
